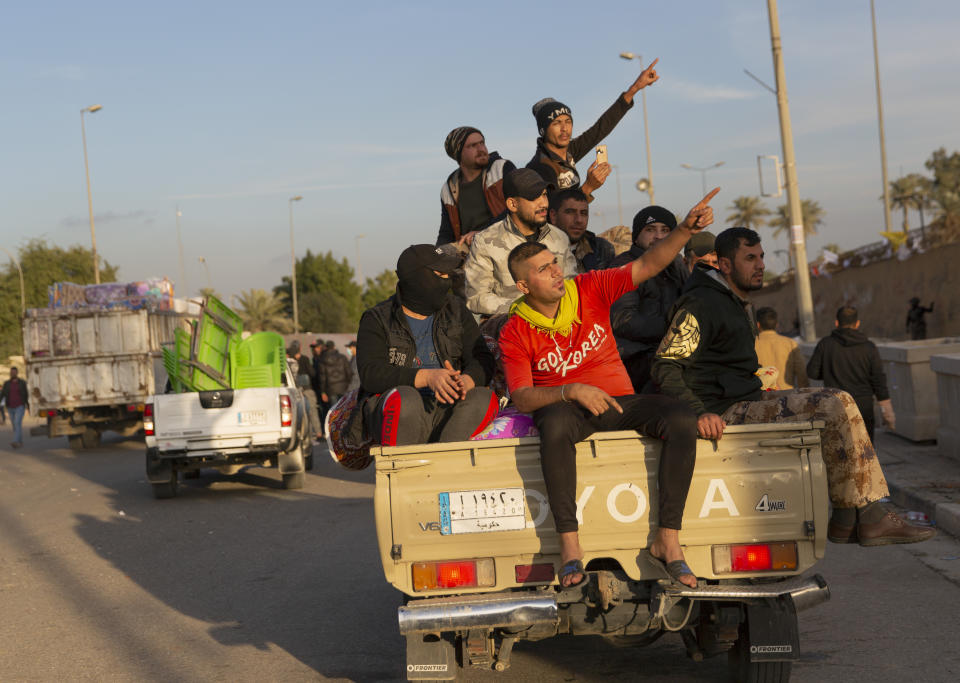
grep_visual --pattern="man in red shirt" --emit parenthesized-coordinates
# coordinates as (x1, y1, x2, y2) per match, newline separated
(498, 188, 720, 589)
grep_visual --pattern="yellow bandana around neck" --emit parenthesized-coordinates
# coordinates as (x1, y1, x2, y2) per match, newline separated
(509, 279, 581, 336)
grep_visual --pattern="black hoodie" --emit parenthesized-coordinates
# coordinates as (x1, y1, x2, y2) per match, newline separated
(651, 265, 762, 416)
(807, 327, 889, 401)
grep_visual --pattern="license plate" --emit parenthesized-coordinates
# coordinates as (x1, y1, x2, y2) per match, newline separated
(238, 410, 267, 426)
(438, 488, 526, 535)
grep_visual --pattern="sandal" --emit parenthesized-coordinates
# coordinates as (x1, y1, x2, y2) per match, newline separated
(558, 559, 586, 588)
(650, 555, 697, 588)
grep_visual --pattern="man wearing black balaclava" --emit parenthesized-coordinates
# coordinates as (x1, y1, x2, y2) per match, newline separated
(351, 244, 497, 446)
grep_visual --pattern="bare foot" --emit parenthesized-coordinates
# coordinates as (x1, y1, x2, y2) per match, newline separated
(649, 528, 696, 588)
(558, 531, 585, 587)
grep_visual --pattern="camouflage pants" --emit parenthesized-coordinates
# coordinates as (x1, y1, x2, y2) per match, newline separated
(722, 388, 889, 508)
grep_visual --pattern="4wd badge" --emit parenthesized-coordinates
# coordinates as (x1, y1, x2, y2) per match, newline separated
(755, 494, 785, 512)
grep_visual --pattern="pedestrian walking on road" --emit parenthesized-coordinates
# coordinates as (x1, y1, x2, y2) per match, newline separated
(755, 306, 808, 390)
(1, 367, 29, 448)
(319, 340, 353, 414)
(808, 306, 894, 444)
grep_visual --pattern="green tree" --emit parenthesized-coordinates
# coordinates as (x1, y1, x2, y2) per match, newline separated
(361, 268, 398, 309)
(923, 147, 960, 219)
(234, 289, 293, 333)
(726, 195, 771, 230)
(889, 173, 933, 232)
(769, 199, 825, 239)
(0, 240, 118, 359)
(274, 250, 363, 333)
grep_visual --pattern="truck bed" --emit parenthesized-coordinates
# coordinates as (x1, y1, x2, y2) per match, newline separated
(375, 421, 828, 597)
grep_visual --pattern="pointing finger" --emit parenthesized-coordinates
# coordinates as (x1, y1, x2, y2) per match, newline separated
(695, 187, 721, 208)
(647, 57, 659, 70)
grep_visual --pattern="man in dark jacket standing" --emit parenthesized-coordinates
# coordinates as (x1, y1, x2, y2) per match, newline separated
(808, 306, 894, 443)
(652, 227, 933, 548)
(1, 367, 29, 448)
(436, 127, 516, 247)
(526, 59, 659, 199)
(354, 245, 497, 446)
(319, 340, 353, 412)
(610, 206, 688, 392)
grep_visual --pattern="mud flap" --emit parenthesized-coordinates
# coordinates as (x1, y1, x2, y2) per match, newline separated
(747, 598, 800, 662)
(405, 633, 456, 681)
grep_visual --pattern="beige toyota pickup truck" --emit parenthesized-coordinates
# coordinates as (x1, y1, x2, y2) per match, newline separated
(374, 420, 832, 682)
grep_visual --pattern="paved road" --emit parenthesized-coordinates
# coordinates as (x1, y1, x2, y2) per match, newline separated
(1, 428, 959, 682)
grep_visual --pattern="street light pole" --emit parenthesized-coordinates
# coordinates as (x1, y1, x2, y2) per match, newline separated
(767, 0, 815, 342)
(355, 234, 366, 286)
(870, 0, 893, 234)
(80, 104, 103, 284)
(1, 247, 25, 314)
(681, 162, 725, 196)
(619, 52, 655, 204)
(176, 206, 187, 296)
(288, 195, 303, 332)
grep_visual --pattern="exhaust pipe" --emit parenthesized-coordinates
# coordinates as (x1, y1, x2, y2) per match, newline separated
(399, 593, 558, 635)
(788, 573, 830, 612)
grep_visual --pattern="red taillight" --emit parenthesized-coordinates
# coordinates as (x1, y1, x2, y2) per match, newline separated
(280, 395, 292, 427)
(143, 404, 155, 436)
(515, 563, 555, 583)
(437, 561, 476, 588)
(411, 558, 496, 592)
(731, 544, 772, 571)
(126, 403, 138, 413)
(47, 410, 57, 417)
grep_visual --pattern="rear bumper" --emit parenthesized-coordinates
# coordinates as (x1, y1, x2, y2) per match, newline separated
(397, 574, 829, 635)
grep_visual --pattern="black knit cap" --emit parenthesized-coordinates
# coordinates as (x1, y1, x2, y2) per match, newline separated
(532, 98, 572, 136)
(631, 205, 678, 242)
(444, 126, 482, 162)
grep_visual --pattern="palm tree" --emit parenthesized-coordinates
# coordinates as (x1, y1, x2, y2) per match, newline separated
(234, 289, 293, 333)
(769, 199, 825, 239)
(726, 196, 771, 230)
(889, 173, 933, 233)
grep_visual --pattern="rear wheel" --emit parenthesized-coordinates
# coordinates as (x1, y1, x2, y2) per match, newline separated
(152, 469, 179, 499)
(282, 471, 305, 490)
(80, 427, 101, 449)
(728, 620, 792, 683)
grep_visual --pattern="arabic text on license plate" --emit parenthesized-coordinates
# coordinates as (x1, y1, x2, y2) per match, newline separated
(238, 410, 267, 426)
(438, 488, 526, 535)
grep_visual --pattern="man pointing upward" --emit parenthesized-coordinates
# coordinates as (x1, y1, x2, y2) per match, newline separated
(499, 188, 721, 590)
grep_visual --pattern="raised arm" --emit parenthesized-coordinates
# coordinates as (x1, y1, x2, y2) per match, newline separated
(631, 188, 719, 286)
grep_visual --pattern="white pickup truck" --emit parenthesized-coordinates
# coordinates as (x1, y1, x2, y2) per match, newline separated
(144, 364, 312, 498)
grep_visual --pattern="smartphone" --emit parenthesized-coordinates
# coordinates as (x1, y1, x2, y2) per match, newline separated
(596, 145, 608, 165)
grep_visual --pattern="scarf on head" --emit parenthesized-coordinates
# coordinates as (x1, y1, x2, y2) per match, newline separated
(509, 279, 580, 337)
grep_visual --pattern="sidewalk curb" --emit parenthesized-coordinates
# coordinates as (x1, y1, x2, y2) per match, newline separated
(886, 475, 960, 539)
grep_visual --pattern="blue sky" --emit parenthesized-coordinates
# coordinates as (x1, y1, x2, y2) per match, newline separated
(2, 1, 958, 298)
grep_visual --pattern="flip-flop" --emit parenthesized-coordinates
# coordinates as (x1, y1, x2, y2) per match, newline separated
(650, 555, 697, 588)
(558, 559, 587, 588)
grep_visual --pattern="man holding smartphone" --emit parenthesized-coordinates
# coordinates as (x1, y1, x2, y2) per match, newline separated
(526, 59, 659, 200)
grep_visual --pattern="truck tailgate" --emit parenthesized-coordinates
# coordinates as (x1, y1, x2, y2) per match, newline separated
(152, 388, 286, 451)
(375, 421, 828, 595)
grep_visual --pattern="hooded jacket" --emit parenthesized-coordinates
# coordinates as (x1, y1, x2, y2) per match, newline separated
(525, 94, 633, 198)
(343, 288, 495, 447)
(610, 243, 688, 360)
(437, 152, 516, 245)
(807, 327, 889, 401)
(652, 265, 762, 416)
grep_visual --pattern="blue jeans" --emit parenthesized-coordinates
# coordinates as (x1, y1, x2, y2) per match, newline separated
(10, 404, 25, 444)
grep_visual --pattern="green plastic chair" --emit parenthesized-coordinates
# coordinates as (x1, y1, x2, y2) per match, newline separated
(231, 331, 286, 389)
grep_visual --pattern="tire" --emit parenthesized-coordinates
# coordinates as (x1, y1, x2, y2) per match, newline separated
(728, 621, 792, 683)
(282, 471, 305, 490)
(152, 469, 179, 499)
(68, 434, 84, 450)
(81, 427, 101, 449)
